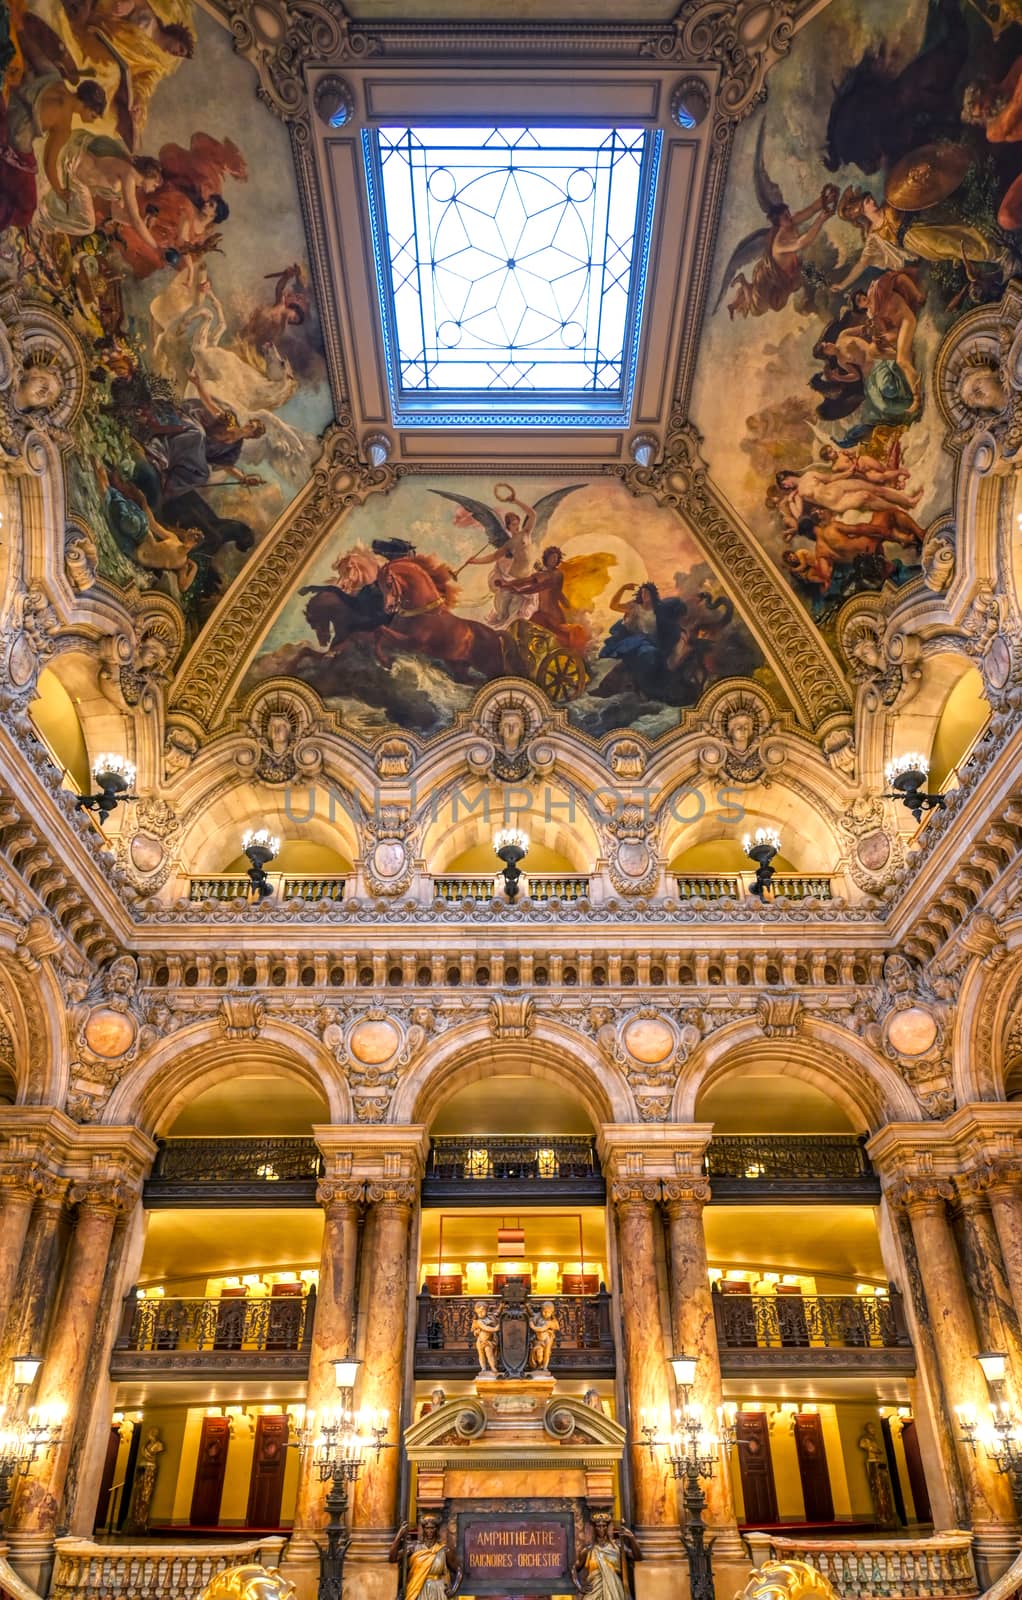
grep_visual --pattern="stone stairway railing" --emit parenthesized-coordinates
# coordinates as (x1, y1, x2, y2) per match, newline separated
(0, 1545, 46, 1600)
(743, 1532, 978, 1599)
(974, 1550, 1022, 1600)
(47, 1536, 287, 1600)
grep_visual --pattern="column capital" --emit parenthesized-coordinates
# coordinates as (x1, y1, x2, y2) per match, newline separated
(972, 1159, 1022, 1195)
(67, 1176, 136, 1216)
(887, 1176, 955, 1215)
(954, 1169, 998, 1209)
(661, 1177, 711, 1211)
(0, 1159, 56, 1203)
(317, 1178, 365, 1210)
(365, 1180, 417, 1209)
(611, 1179, 661, 1210)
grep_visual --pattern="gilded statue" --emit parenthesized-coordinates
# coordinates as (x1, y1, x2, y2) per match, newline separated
(198, 1566, 296, 1600)
(389, 1513, 462, 1600)
(528, 1300, 561, 1372)
(574, 1513, 641, 1600)
(471, 1301, 500, 1374)
(737, 1560, 839, 1600)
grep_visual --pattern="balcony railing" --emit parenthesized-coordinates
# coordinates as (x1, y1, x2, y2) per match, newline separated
(742, 1533, 977, 1600)
(705, 1135, 879, 1200)
(49, 1537, 288, 1600)
(145, 1137, 323, 1206)
(187, 874, 347, 903)
(433, 874, 590, 903)
(111, 1290, 314, 1379)
(713, 1288, 913, 1375)
(674, 873, 833, 901)
(423, 1136, 604, 1203)
(414, 1290, 614, 1377)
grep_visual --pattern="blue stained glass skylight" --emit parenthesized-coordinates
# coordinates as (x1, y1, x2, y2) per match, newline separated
(362, 125, 661, 428)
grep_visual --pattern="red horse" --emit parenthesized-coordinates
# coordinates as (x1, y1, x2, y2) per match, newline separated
(374, 555, 506, 682)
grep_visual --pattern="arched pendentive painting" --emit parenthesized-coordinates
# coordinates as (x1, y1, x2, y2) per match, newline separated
(0, 0, 332, 632)
(243, 476, 775, 740)
(692, 0, 1022, 630)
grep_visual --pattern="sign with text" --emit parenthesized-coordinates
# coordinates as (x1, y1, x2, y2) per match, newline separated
(460, 1513, 573, 1594)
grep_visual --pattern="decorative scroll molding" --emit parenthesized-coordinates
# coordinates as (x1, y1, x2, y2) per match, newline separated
(644, 0, 802, 122)
(617, 418, 850, 728)
(225, 0, 378, 126)
(169, 421, 395, 726)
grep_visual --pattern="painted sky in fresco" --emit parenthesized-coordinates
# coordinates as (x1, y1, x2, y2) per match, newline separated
(245, 476, 777, 741)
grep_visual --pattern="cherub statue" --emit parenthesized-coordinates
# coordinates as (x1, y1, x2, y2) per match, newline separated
(471, 1301, 500, 1374)
(528, 1301, 560, 1373)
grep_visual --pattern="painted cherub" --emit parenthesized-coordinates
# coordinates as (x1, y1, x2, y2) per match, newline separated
(528, 1301, 561, 1372)
(472, 1301, 500, 1374)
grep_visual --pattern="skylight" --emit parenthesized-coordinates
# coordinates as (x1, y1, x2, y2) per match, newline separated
(363, 125, 661, 428)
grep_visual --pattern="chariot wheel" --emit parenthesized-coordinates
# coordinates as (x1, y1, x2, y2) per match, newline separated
(536, 647, 587, 703)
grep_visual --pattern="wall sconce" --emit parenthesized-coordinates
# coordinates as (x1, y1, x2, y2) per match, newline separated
(75, 755, 137, 821)
(883, 753, 946, 824)
(976, 1351, 1008, 1385)
(334, 1359, 360, 1410)
(493, 828, 529, 901)
(242, 828, 279, 896)
(11, 1357, 42, 1389)
(743, 827, 780, 897)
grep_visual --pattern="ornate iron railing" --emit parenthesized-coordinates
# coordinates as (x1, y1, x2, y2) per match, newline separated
(187, 874, 347, 903)
(674, 873, 833, 901)
(145, 1137, 322, 1206)
(50, 1537, 288, 1600)
(414, 1291, 614, 1375)
(742, 1533, 977, 1599)
(427, 1136, 597, 1181)
(705, 1135, 879, 1199)
(111, 1290, 314, 1377)
(713, 1289, 910, 1351)
(433, 875, 590, 903)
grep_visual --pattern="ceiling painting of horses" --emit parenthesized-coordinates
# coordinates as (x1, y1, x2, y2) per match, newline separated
(0, 0, 332, 632)
(244, 476, 776, 740)
(691, 0, 1022, 631)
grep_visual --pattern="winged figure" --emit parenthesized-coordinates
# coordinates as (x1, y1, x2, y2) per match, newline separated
(431, 484, 613, 630)
(713, 120, 839, 320)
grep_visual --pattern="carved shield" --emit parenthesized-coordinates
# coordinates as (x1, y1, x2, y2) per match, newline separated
(499, 1305, 529, 1377)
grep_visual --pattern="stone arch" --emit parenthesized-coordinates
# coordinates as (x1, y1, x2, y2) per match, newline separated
(419, 779, 602, 877)
(673, 1021, 921, 1132)
(660, 770, 848, 878)
(172, 772, 359, 876)
(955, 929, 1022, 1105)
(892, 650, 990, 787)
(0, 932, 68, 1107)
(102, 1020, 350, 1132)
(392, 1020, 634, 1128)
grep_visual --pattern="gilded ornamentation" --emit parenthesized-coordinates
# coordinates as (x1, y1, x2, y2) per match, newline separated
(610, 1180, 662, 1208)
(737, 1560, 839, 1600)
(661, 1177, 712, 1209)
(365, 1181, 417, 1207)
(316, 1179, 365, 1209)
(198, 1565, 296, 1600)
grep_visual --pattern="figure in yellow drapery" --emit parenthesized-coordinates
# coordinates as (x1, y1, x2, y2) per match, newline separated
(389, 1514, 462, 1600)
(574, 1513, 642, 1600)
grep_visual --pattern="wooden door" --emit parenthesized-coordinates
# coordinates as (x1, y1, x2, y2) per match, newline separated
(899, 1420, 932, 1523)
(93, 1425, 122, 1532)
(190, 1415, 230, 1527)
(246, 1413, 290, 1528)
(735, 1411, 778, 1525)
(793, 1413, 834, 1523)
(267, 1282, 303, 1349)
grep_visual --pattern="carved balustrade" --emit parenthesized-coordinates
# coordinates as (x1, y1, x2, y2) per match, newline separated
(145, 1137, 323, 1205)
(424, 1136, 602, 1202)
(188, 874, 347, 903)
(705, 1135, 879, 1200)
(713, 1288, 913, 1376)
(742, 1532, 978, 1600)
(432, 874, 590, 903)
(674, 873, 833, 901)
(414, 1290, 614, 1376)
(110, 1289, 314, 1378)
(48, 1537, 288, 1600)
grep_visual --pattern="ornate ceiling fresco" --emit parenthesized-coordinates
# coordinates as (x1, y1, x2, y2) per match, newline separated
(0, 0, 1019, 757)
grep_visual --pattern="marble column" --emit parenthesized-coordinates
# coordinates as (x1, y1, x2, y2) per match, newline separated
(982, 1162, 1022, 1327)
(662, 1180, 742, 1560)
(0, 1162, 46, 1342)
(611, 1181, 674, 1538)
(895, 1179, 1018, 1585)
(6, 1179, 128, 1593)
(287, 1180, 364, 1566)
(0, 1174, 67, 1409)
(352, 1182, 416, 1537)
(955, 1176, 1022, 1411)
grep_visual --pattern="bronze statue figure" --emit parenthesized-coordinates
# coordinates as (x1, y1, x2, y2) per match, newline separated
(574, 1512, 642, 1600)
(389, 1513, 462, 1600)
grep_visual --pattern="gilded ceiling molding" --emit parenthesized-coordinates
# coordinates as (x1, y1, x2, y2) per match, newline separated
(169, 420, 395, 726)
(617, 417, 850, 728)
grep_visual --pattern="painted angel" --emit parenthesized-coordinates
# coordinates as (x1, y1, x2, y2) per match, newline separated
(713, 120, 838, 320)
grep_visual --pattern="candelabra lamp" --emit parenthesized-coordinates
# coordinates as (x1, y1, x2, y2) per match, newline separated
(742, 827, 781, 898)
(75, 754, 137, 821)
(493, 827, 529, 901)
(660, 1354, 740, 1600)
(0, 1404, 65, 1520)
(242, 828, 280, 897)
(292, 1403, 390, 1600)
(958, 1351, 1022, 1496)
(883, 753, 946, 824)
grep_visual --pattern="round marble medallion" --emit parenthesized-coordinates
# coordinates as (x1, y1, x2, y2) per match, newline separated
(885, 1006, 938, 1057)
(622, 1017, 674, 1064)
(84, 1008, 137, 1058)
(349, 1018, 400, 1065)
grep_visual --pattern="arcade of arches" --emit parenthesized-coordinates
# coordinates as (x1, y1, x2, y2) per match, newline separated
(5, 3, 1022, 1600)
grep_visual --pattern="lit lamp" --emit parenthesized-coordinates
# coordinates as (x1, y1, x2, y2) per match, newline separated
(75, 754, 137, 821)
(242, 828, 280, 897)
(957, 1351, 1022, 1492)
(291, 1373, 391, 1600)
(883, 753, 946, 824)
(643, 1354, 738, 1600)
(493, 828, 529, 901)
(11, 1357, 41, 1389)
(0, 1359, 65, 1522)
(334, 1358, 360, 1408)
(742, 827, 781, 898)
